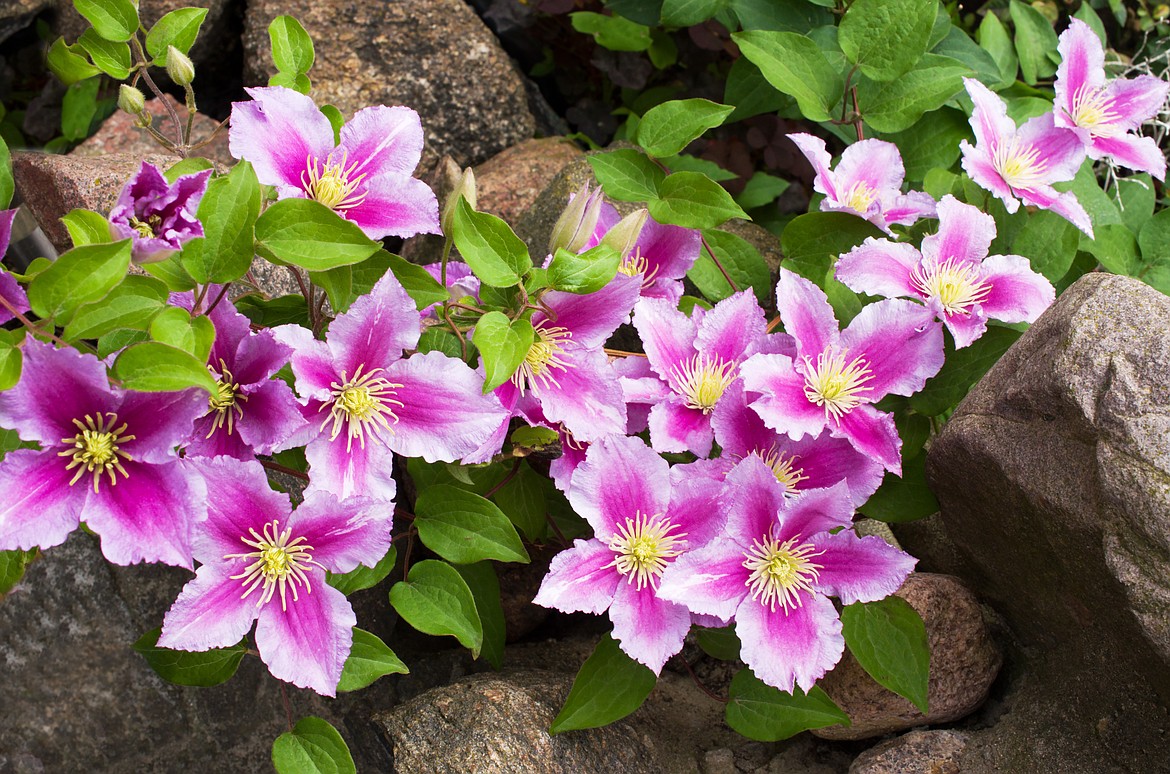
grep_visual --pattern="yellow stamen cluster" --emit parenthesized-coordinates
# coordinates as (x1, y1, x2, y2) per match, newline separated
(206, 361, 248, 437)
(841, 182, 878, 213)
(672, 354, 736, 415)
(128, 214, 163, 239)
(992, 137, 1047, 191)
(301, 151, 369, 211)
(742, 534, 824, 613)
(605, 511, 687, 591)
(512, 325, 573, 393)
(1068, 85, 1122, 138)
(910, 258, 991, 316)
(803, 349, 875, 422)
(320, 364, 404, 452)
(58, 412, 135, 493)
(618, 248, 661, 290)
(225, 519, 325, 611)
(758, 449, 810, 494)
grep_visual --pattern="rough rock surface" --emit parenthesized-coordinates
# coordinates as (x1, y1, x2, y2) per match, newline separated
(813, 573, 1001, 740)
(72, 94, 231, 167)
(849, 730, 967, 774)
(242, 0, 535, 169)
(0, 0, 48, 44)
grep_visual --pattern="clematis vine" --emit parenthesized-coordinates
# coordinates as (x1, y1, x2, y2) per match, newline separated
(787, 133, 936, 234)
(959, 78, 1093, 237)
(587, 203, 701, 303)
(0, 207, 29, 324)
(836, 195, 1055, 348)
(230, 86, 439, 240)
(657, 456, 916, 693)
(532, 435, 724, 672)
(0, 339, 206, 567)
(1054, 19, 1170, 180)
(108, 161, 211, 264)
(740, 270, 944, 473)
(276, 271, 508, 504)
(159, 457, 390, 696)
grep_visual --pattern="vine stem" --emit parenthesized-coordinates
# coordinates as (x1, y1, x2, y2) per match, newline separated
(700, 232, 739, 293)
(677, 656, 729, 703)
(203, 283, 232, 316)
(0, 294, 72, 349)
(483, 457, 523, 499)
(130, 36, 187, 156)
(259, 459, 310, 481)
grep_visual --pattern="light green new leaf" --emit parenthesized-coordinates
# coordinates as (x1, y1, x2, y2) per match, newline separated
(725, 669, 849, 741)
(64, 275, 168, 341)
(450, 197, 532, 287)
(336, 628, 409, 693)
(389, 560, 483, 654)
(0, 136, 11, 209)
(839, 0, 937, 81)
(269, 15, 315, 74)
(114, 342, 219, 395)
(587, 149, 665, 203)
(74, 0, 139, 42)
(28, 240, 131, 320)
(61, 208, 115, 247)
(0, 333, 21, 392)
(46, 38, 101, 85)
(78, 29, 132, 80)
(636, 99, 733, 159)
(415, 485, 530, 564)
(842, 596, 930, 713)
(472, 312, 534, 393)
(254, 198, 380, 273)
(569, 12, 652, 51)
(550, 634, 657, 734)
(0, 549, 36, 597)
(61, 79, 101, 142)
(148, 306, 215, 362)
(182, 161, 263, 284)
(272, 717, 356, 774)
(647, 172, 747, 230)
(548, 243, 621, 295)
(146, 8, 209, 64)
(732, 31, 843, 122)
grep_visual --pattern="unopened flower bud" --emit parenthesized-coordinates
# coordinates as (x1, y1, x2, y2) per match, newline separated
(166, 46, 195, 86)
(549, 183, 604, 255)
(118, 84, 146, 116)
(441, 166, 476, 235)
(601, 208, 647, 258)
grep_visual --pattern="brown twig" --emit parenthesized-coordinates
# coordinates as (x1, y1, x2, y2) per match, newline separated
(259, 459, 310, 481)
(700, 232, 739, 293)
(678, 656, 729, 703)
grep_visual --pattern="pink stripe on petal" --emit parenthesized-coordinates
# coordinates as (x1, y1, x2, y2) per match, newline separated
(1017, 113, 1086, 182)
(880, 191, 936, 228)
(0, 450, 84, 552)
(275, 325, 338, 403)
(665, 473, 726, 548)
(696, 290, 767, 364)
(736, 591, 844, 694)
(835, 238, 921, 300)
(833, 139, 905, 198)
(1090, 133, 1167, 180)
(960, 142, 1019, 211)
(833, 405, 902, 474)
(980, 253, 1055, 324)
(327, 271, 421, 377)
(943, 306, 989, 349)
(740, 353, 828, 442)
(531, 347, 627, 443)
(305, 431, 398, 505)
(648, 399, 714, 457)
(963, 78, 1015, 151)
(610, 581, 692, 674)
(840, 298, 944, 399)
(791, 434, 886, 504)
(235, 379, 310, 456)
(1021, 187, 1093, 238)
(191, 457, 292, 562)
(568, 435, 670, 541)
(1055, 19, 1105, 121)
(117, 389, 206, 464)
(532, 538, 620, 614)
(229, 87, 334, 190)
(637, 218, 700, 283)
(810, 531, 916, 605)
(158, 564, 260, 652)
(0, 270, 28, 326)
(1103, 75, 1170, 132)
(0, 339, 114, 446)
(722, 455, 787, 546)
(633, 296, 698, 383)
(922, 195, 996, 265)
(711, 379, 775, 458)
(657, 544, 750, 620)
(777, 269, 839, 358)
(347, 174, 440, 239)
(290, 493, 392, 573)
(230, 327, 291, 387)
(337, 105, 425, 180)
(787, 133, 838, 200)
(537, 272, 640, 350)
(775, 481, 854, 545)
(255, 581, 355, 697)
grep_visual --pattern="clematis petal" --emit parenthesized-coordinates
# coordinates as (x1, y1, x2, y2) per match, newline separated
(1090, 133, 1167, 180)
(1103, 75, 1170, 133)
(0, 268, 28, 326)
(568, 434, 670, 541)
(190, 457, 293, 563)
(609, 581, 692, 674)
(230, 326, 291, 387)
(775, 481, 854, 545)
(665, 473, 727, 549)
(942, 306, 989, 349)
(337, 104, 425, 180)
(304, 431, 398, 505)
(740, 353, 829, 442)
(840, 298, 944, 399)
(835, 238, 921, 300)
(326, 271, 421, 377)
(0, 449, 85, 552)
(633, 296, 698, 386)
(809, 530, 916, 605)
(787, 133, 839, 200)
(288, 492, 391, 574)
(530, 347, 627, 443)
(921, 195, 996, 265)
(532, 538, 620, 614)
(960, 140, 1019, 211)
(0, 339, 114, 445)
(158, 563, 260, 651)
(1016, 184, 1094, 238)
(116, 388, 206, 464)
(346, 174, 441, 239)
(185, 413, 255, 460)
(787, 433, 886, 504)
(979, 253, 1055, 324)
(776, 269, 840, 359)
(1054, 18, 1105, 125)
(235, 378, 310, 455)
(656, 543, 750, 620)
(1016, 112, 1086, 182)
(229, 86, 335, 191)
(536, 272, 641, 350)
(879, 191, 936, 228)
(722, 455, 787, 546)
(832, 404, 902, 474)
(255, 580, 355, 697)
(833, 139, 906, 200)
(637, 217, 700, 283)
(274, 324, 339, 402)
(696, 290, 768, 364)
(963, 78, 1016, 151)
(648, 398, 714, 457)
(736, 591, 844, 694)
(0, 207, 17, 259)
(710, 378, 776, 458)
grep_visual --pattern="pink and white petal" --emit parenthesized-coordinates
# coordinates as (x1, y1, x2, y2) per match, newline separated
(665, 472, 726, 548)
(880, 190, 936, 227)
(255, 580, 355, 697)
(609, 581, 692, 674)
(288, 493, 392, 574)
(832, 404, 902, 474)
(536, 272, 641, 350)
(980, 253, 1055, 323)
(620, 373, 670, 405)
(834, 139, 906, 197)
(711, 379, 775, 458)
(326, 271, 421, 376)
(0, 207, 17, 260)
(185, 414, 255, 460)
(0, 339, 114, 445)
(789, 434, 886, 504)
(532, 538, 620, 614)
(835, 238, 921, 300)
(921, 195, 996, 265)
(304, 432, 398, 505)
(776, 481, 854, 544)
(722, 455, 788, 546)
(736, 592, 844, 694)
(959, 142, 1019, 212)
(1090, 133, 1167, 180)
(229, 87, 334, 190)
(236, 379, 310, 455)
(531, 348, 627, 443)
(337, 105, 425, 180)
(656, 544, 750, 620)
(648, 399, 714, 457)
(230, 327, 291, 387)
(1055, 19, 1105, 122)
(776, 269, 840, 357)
(963, 78, 1016, 150)
(158, 564, 259, 651)
(0, 450, 84, 552)
(549, 434, 588, 494)
(568, 434, 670, 541)
(840, 298, 944, 399)
(943, 307, 989, 349)
(633, 296, 698, 385)
(1103, 75, 1170, 133)
(116, 388, 206, 463)
(696, 290, 767, 364)
(188, 457, 290, 561)
(637, 218, 700, 282)
(740, 353, 828, 442)
(207, 295, 254, 366)
(274, 325, 339, 403)
(1017, 113, 1086, 182)
(787, 133, 839, 200)
(642, 278, 684, 304)
(810, 530, 916, 605)
(0, 270, 29, 326)
(1018, 185, 1094, 238)
(346, 174, 440, 239)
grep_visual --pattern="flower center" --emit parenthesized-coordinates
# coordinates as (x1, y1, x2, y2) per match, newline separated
(512, 325, 573, 393)
(758, 449, 810, 494)
(671, 354, 737, 414)
(910, 257, 992, 316)
(58, 412, 135, 493)
(841, 182, 878, 214)
(129, 214, 162, 239)
(802, 349, 874, 422)
(225, 519, 326, 611)
(301, 151, 369, 212)
(992, 136, 1047, 191)
(742, 534, 824, 613)
(320, 364, 404, 452)
(206, 361, 248, 437)
(618, 248, 661, 289)
(605, 511, 687, 591)
(1068, 85, 1122, 138)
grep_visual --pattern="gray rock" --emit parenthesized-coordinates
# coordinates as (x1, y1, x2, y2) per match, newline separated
(241, 0, 535, 170)
(849, 730, 967, 774)
(72, 94, 231, 168)
(0, 0, 49, 45)
(813, 573, 1000, 741)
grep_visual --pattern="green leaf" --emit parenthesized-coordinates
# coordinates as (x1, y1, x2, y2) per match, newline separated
(132, 628, 245, 687)
(61, 78, 101, 142)
(1073, 2, 1107, 45)
(28, 240, 131, 320)
(74, 0, 138, 42)
(0, 549, 35, 597)
(724, 57, 790, 122)
(0, 332, 22, 392)
(839, 0, 937, 81)
(636, 99, 733, 159)
(182, 161, 263, 284)
(254, 198, 380, 273)
(550, 633, 657, 733)
(732, 31, 843, 122)
(660, 0, 727, 26)
(454, 562, 506, 669)
(548, 243, 622, 295)
(587, 149, 665, 203)
(61, 208, 115, 247)
(377, 251, 448, 310)
(417, 328, 465, 358)
(1004, 208, 1081, 282)
(491, 462, 551, 540)
(781, 212, 884, 283)
(0, 136, 11, 210)
(909, 326, 1022, 416)
(269, 15, 315, 74)
(1010, 0, 1059, 85)
(336, 628, 409, 692)
(856, 54, 970, 134)
(1139, 209, 1170, 278)
(858, 453, 938, 522)
(736, 171, 789, 210)
(977, 12, 1018, 86)
(473, 311, 534, 393)
(78, 29, 132, 80)
(63, 275, 168, 341)
(269, 71, 312, 94)
(272, 717, 355, 774)
(148, 306, 215, 362)
(309, 265, 353, 313)
(878, 107, 969, 182)
(321, 105, 345, 144)
(236, 294, 311, 328)
(46, 38, 101, 85)
(450, 197, 532, 287)
(725, 669, 849, 741)
(327, 546, 397, 596)
(931, 23, 1003, 88)
(1117, 174, 1155, 236)
(570, 12, 652, 51)
(389, 560, 484, 655)
(165, 157, 215, 184)
(146, 8, 209, 64)
(114, 342, 219, 394)
(842, 596, 930, 713)
(729, 0, 832, 31)
(696, 625, 741, 661)
(648, 172, 747, 230)
(1085, 223, 1140, 275)
(687, 228, 771, 304)
(1064, 162, 1122, 229)
(142, 254, 197, 292)
(415, 485, 530, 564)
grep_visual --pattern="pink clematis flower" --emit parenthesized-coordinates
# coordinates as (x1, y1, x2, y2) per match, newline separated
(657, 456, 916, 693)
(836, 195, 1055, 348)
(532, 435, 725, 673)
(108, 161, 211, 264)
(740, 270, 944, 473)
(787, 134, 936, 234)
(276, 271, 508, 505)
(1054, 19, 1170, 180)
(959, 78, 1092, 237)
(585, 202, 701, 303)
(230, 86, 439, 240)
(0, 339, 206, 567)
(0, 207, 30, 324)
(159, 457, 390, 697)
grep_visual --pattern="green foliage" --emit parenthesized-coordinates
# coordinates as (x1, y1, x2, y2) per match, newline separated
(74, 0, 139, 43)
(272, 717, 355, 774)
(389, 560, 484, 655)
(550, 634, 657, 733)
(47, 38, 102, 85)
(182, 161, 263, 284)
(327, 546, 398, 596)
(336, 629, 409, 692)
(0, 331, 21, 391)
(145, 8, 209, 65)
(63, 275, 168, 341)
(856, 54, 971, 134)
(28, 240, 131, 321)
(0, 549, 35, 596)
(841, 596, 930, 713)
(732, 31, 842, 122)
(414, 485, 530, 564)
(1010, 0, 1059, 85)
(132, 629, 246, 687)
(148, 306, 215, 361)
(686, 228, 770, 304)
(725, 669, 849, 741)
(454, 562, 507, 669)
(839, 0, 937, 82)
(268, 16, 315, 94)
(587, 149, 665, 202)
(472, 312, 533, 392)
(114, 342, 219, 394)
(648, 172, 747, 229)
(548, 243, 622, 294)
(571, 12, 652, 51)
(254, 198, 380, 272)
(636, 99, 733, 158)
(450, 197, 532, 287)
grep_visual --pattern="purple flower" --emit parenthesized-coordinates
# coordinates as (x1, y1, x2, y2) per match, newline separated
(0, 207, 29, 324)
(532, 435, 724, 673)
(1054, 19, 1170, 180)
(159, 457, 390, 696)
(787, 134, 936, 234)
(109, 161, 211, 264)
(0, 339, 206, 567)
(586, 203, 700, 303)
(836, 195, 1055, 348)
(422, 260, 480, 317)
(276, 272, 508, 504)
(740, 270, 944, 473)
(959, 78, 1092, 237)
(230, 86, 439, 240)
(657, 456, 915, 693)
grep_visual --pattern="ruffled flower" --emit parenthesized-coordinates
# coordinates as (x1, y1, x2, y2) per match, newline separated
(108, 161, 211, 264)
